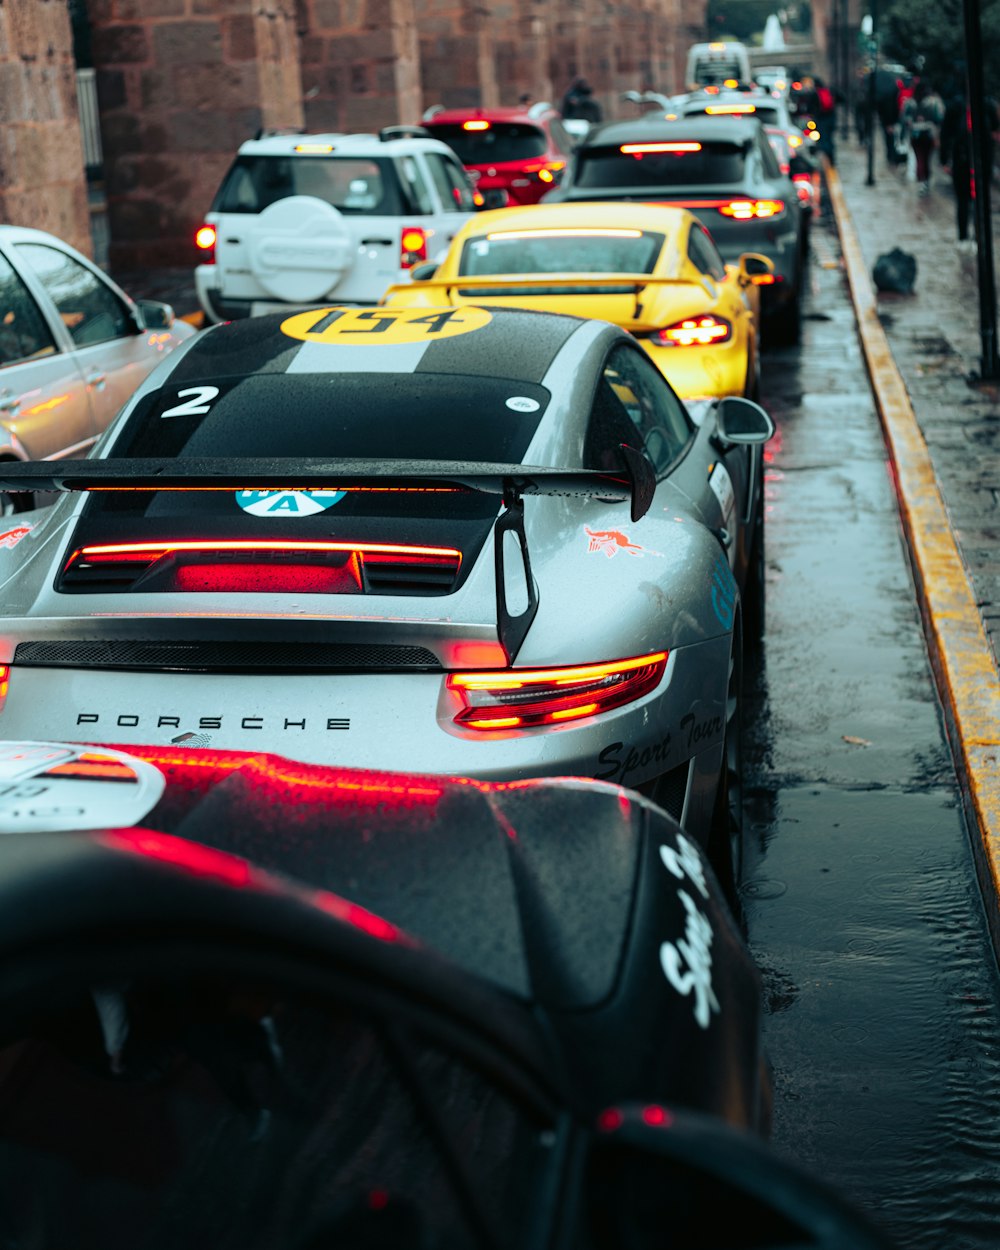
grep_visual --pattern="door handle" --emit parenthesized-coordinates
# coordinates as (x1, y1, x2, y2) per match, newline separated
(0, 392, 19, 414)
(85, 371, 106, 389)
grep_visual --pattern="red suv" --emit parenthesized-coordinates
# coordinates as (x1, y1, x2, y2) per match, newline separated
(422, 103, 575, 206)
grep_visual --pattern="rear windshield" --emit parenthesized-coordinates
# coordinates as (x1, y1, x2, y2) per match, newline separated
(459, 230, 663, 275)
(574, 142, 746, 188)
(691, 58, 745, 85)
(116, 373, 549, 464)
(428, 123, 548, 165)
(213, 155, 407, 215)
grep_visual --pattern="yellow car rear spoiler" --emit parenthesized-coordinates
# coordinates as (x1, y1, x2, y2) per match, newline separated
(380, 273, 704, 331)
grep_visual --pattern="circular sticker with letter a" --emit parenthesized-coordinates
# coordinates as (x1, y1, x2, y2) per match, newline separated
(280, 305, 492, 345)
(236, 489, 346, 517)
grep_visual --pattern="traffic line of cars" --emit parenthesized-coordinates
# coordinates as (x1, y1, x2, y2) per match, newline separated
(0, 90, 890, 1247)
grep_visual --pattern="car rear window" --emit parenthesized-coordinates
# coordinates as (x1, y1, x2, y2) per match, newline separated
(115, 373, 550, 465)
(428, 123, 548, 165)
(574, 141, 746, 188)
(459, 230, 663, 275)
(212, 155, 407, 215)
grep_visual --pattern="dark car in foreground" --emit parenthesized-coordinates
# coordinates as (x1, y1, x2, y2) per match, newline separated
(0, 740, 893, 1249)
(547, 115, 806, 344)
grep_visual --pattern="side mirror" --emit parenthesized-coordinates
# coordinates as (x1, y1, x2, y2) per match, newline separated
(581, 1104, 894, 1249)
(134, 299, 176, 331)
(715, 396, 775, 444)
(409, 261, 439, 282)
(737, 252, 775, 286)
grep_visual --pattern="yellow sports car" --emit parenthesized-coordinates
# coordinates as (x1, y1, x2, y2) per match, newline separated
(381, 201, 771, 401)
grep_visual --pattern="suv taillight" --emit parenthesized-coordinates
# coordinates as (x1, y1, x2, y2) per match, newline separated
(401, 227, 429, 269)
(195, 224, 217, 265)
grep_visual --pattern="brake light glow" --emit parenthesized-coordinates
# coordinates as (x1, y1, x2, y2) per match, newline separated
(463, 120, 490, 130)
(294, 143, 335, 153)
(722, 79, 739, 88)
(621, 142, 701, 154)
(705, 104, 756, 114)
(400, 226, 429, 268)
(447, 651, 667, 731)
(0, 664, 8, 711)
(487, 227, 643, 241)
(717, 199, 784, 219)
(195, 224, 216, 264)
(653, 315, 732, 346)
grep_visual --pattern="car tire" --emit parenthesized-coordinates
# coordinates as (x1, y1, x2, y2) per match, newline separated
(765, 288, 801, 348)
(247, 196, 353, 304)
(708, 622, 744, 916)
(742, 485, 765, 642)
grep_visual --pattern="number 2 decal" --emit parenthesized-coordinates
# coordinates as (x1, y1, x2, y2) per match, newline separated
(161, 386, 220, 418)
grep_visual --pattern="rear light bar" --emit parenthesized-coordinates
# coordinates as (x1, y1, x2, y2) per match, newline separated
(68, 540, 461, 564)
(717, 199, 785, 219)
(653, 315, 732, 347)
(621, 142, 702, 154)
(463, 120, 490, 130)
(447, 651, 667, 731)
(195, 224, 216, 264)
(0, 663, 8, 712)
(704, 104, 756, 114)
(400, 227, 429, 269)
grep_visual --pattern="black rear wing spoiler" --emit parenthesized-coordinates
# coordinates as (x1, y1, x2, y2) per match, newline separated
(1, 450, 655, 663)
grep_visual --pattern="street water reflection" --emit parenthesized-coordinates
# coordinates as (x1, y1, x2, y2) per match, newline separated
(743, 211, 1000, 1248)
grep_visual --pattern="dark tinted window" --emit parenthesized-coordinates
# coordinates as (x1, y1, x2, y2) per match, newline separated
(0, 971, 552, 1250)
(0, 253, 56, 367)
(424, 154, 477, 212)
(17, 244, 132, 348)
(213, 155, 406, 215)
(588, 344, 692, 476)
(687, 226, 727, 281)
(117, 372, 549, 464)
(574, 141, 747, 188)
(428, 123, 548, 164)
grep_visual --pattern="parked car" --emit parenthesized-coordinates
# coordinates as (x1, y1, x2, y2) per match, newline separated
(0, 225, 193, 507)
(422, 102, 576, 206)
(194, 128, 479, 323)
(546, 114, 806, 344)
(381, 199, 769, 401)
(0, 304, 772, 887)
(0, 740, 894, 1249)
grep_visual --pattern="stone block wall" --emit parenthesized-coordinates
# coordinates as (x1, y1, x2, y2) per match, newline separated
(0, 0, 90, 256)
(90, 0, 304, 268)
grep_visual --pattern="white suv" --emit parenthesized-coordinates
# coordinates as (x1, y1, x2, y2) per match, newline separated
(195, 128, 479, 323)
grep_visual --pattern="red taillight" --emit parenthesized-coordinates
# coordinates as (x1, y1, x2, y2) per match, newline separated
(0, 663, 8, 711)
(717, 200, 785, 220)
(653, 315, 732, 347)
(447, 651, 668, 731)
(401, 227, 429, 269)
(195, 224, 216, 264)
(792, 173, 816, 206)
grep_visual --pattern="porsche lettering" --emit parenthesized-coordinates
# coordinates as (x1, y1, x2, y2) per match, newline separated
(75, 713, 351, 732)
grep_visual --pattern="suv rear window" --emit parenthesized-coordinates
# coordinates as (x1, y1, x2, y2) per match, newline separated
(428, 123, 548, 165)
(574, 141, 746, 188)
(212, 155, 408, 215)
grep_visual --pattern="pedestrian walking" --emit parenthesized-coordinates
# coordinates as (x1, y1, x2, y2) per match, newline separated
(905, 82, 944, 194)
(560, 77, 603, 125)
(938, 88, 998, 243)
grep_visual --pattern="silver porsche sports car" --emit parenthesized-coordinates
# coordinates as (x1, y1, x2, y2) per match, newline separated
(0, 304, 772, 873)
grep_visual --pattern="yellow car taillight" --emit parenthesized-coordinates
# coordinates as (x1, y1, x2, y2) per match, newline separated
(654, 315, 732, 347)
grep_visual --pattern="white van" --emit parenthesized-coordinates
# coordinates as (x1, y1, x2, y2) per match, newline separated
(685, 42, 752, 90)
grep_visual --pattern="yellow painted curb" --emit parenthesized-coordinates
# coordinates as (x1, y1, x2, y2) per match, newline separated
(826, 162, 1000, 910)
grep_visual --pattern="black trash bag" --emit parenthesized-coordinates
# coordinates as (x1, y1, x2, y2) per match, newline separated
(873, 247, 917, 293)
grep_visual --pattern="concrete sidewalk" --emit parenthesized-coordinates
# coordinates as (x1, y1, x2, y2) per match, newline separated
(829, 138, 1000, 943)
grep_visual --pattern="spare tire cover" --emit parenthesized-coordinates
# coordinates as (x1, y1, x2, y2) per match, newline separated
(248, 196, 353, 303)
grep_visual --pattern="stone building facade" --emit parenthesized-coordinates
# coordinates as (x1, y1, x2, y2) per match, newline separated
(4, 0, 720, 268)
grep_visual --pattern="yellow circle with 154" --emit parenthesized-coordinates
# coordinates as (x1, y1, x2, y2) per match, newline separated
(280, 305, 492, 344)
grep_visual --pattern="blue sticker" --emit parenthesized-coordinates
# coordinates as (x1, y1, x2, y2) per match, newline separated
(710, 553, 736, 629)
(235, 489, 346, 517)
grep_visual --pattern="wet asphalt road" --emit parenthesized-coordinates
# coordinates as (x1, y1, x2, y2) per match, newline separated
(744, 208, 1000, 1248)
